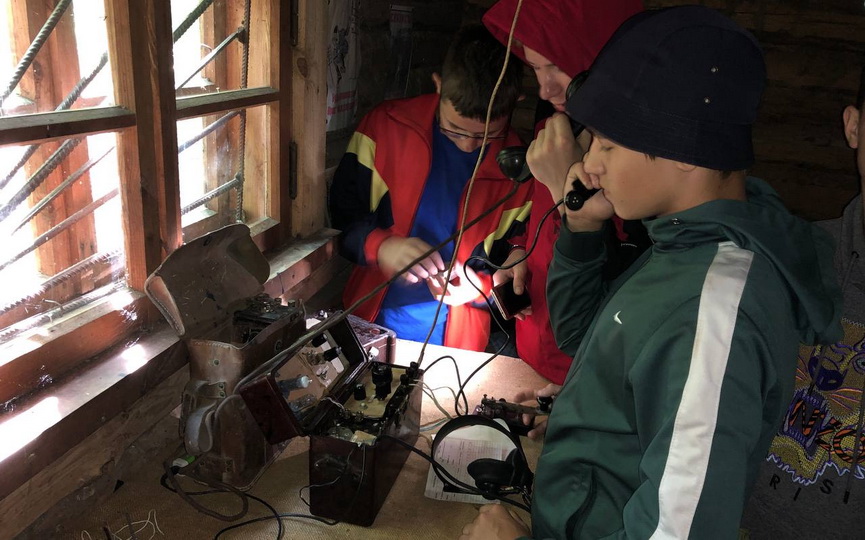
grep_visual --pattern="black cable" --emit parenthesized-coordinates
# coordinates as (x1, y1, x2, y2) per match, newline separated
(213, 444, 369, 538)
(468, 197, 564, 273)
(161, 463, 284, 539)
(212, 492, 283, 540)
(161, 461, 249, 521)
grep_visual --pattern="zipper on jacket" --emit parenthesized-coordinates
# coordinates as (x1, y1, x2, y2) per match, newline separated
(565, 467, 597, 537)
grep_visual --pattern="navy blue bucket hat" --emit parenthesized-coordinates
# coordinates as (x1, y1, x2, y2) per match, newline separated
(566, 5, 766, 171)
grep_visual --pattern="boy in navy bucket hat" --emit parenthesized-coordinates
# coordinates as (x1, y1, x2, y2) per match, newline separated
(459, 6, 842, 539)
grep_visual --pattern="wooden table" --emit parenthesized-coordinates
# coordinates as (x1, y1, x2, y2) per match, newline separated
(60, 340, 547, 540)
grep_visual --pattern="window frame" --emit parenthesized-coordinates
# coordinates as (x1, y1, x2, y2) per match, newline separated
(0, 0, 328, 408)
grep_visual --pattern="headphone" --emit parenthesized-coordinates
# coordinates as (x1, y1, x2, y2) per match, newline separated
(430, 414, 533, 506)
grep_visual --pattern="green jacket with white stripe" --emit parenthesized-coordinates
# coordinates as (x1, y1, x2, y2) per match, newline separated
(534, 177, 842, 539)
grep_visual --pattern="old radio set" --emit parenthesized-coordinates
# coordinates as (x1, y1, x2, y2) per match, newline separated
(144, 224, 422, 526)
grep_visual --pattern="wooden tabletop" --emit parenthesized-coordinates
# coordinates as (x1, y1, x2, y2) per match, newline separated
(60, 340, 548, 540)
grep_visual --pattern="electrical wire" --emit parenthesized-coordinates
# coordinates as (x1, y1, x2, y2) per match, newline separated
(161, 461, 249, 522)
(416, 0, 525, 367)
(214, 445, 369, 538)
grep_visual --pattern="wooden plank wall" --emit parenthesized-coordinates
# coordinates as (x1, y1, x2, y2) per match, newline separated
(464, 0, 865, 221)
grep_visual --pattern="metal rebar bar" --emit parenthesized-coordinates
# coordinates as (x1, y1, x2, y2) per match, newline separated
(14, 146, 115, 233)
(0, 0, 74, 107)
(0, 137, 83, 222)
(0, 279, 123, 344)
(181, 173, 241, 215)
(172, 0, 216, 43)
(175, 27, 244, 90)
(0, 188, 118, 273)
(0, 52, 109, 192)
(0, 248, 122, 316)
(178, 110, 239, 153)
(235, 0, 252, 222)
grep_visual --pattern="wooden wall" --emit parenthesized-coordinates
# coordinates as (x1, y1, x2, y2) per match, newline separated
(458, 0, 865, 221)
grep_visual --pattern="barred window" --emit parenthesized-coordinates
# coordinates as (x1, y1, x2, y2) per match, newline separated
(0, 0, 300, 407)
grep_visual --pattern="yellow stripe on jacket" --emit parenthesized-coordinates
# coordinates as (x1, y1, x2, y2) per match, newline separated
(346, 131, 389, 213)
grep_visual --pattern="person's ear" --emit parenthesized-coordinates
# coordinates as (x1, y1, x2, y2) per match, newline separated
(432, 72, 442, 94)
(673, 161, 697, 173)
(843, 104, 860, 150)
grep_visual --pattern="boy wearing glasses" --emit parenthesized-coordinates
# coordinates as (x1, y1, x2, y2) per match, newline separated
(328, 25, 532, 350)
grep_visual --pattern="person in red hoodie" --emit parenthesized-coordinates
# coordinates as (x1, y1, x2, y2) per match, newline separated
(483, 0, 648, 384)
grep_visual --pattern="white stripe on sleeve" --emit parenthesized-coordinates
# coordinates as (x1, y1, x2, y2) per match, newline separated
(650, 241, 754, 539)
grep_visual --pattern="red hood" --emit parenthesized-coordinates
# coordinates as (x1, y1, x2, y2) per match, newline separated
(482, 0, 643, 78)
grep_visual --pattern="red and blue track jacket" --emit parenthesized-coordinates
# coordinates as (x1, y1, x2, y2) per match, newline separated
(329, 93, 533, 351)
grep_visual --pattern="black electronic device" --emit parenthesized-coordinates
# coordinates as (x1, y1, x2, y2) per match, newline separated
(496, 71, 599, 211)
(490, 279, 531, 320)
(237, 312, 422, 527)
(473, 394, 552, 437)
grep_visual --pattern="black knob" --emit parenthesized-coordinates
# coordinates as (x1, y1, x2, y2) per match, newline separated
(375, 381, 391, 400)
(371, 363, 392, 385)
(407, 361, 419, 379)
(537, 395, 553, 413)
(353, 383, 367, 401)
(310, 333, 328, 347)
(321, 346, 342, 362)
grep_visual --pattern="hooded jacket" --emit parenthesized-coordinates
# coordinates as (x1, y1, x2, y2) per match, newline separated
(483, 0, 644, 383)
(329, 94, 532, 351)
(741, 194, 865, 538)
(533, 178, 842, 539)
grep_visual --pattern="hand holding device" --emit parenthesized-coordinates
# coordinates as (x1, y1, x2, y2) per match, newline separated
(473, 394, 551, 437)
(490, 279, 531, 320)
(512, 383, 561, 440)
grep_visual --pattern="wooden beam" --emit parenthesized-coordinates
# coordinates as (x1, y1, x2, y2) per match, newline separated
(0, 291, 149, 405)
(175, 87, 279, 119)
(0, 107, 135, 146)
(0, 331, 188, 539)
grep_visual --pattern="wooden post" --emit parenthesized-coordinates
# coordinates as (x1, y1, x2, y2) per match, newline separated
(105, 0, 182, 291)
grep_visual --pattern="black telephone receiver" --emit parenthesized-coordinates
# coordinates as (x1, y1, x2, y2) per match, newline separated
(495, 71, 598, 210)
(562, 71, 598, 211)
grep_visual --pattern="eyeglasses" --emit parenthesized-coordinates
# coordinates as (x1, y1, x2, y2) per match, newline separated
(437, 114, 507, 142)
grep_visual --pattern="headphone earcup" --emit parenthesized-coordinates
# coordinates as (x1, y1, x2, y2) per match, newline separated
(467, 457, 515, 498)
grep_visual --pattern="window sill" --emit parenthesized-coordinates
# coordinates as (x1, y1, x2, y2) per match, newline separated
(0, 227, 342, 538)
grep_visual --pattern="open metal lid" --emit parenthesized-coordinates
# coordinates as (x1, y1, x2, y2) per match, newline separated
(144, 224, 270, 339)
